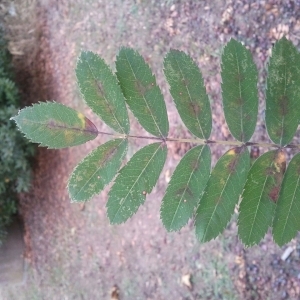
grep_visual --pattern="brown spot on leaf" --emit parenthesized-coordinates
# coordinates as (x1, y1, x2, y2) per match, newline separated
(84, 117, 98, 135)
(228, 157, 238, 173)
(265, 151, 285, 201)
(273, 150, 286, 187)
(275, 128, 282, 138)
(250, 147, 260, 160)
(101, 146, 118, 165)
(134, 80, 153, 96)
(237, 97, 244, 106)
(93, 80, 118, 124)
(268, 186, 280, 202)
(228, 147, 242, 156)
(144, 106, 151, 115)
(47, 119, 58, 129)
(278, 95, 289, 116)
(181, 78, 189, 86)
(297, 166, 300, 176)
(190, 159, 199, 171)
(245, 114, 251, 121)
(95, 80, 106, 98)
(265, 166, 275, 176)
(227, 147, 243, 173)
(235, 72, 244, 82)
(274, 150, 286, 174)
(214, 196, 222, 205)
(47, 117, 97, 136)
(188, 102, 201, 117)
(175, 186, 194, 198)
(135, 80, 147, 96)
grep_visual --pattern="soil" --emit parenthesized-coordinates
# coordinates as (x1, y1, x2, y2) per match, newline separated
(2, 0, 300, 299)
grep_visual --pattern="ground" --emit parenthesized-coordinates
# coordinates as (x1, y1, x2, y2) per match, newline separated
(1, 0, 300, 299)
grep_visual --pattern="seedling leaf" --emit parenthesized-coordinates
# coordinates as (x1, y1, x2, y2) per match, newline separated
(160, 145, 211, 231)
(116, 48, 169, 137)
(266, 37, 300, 146)
(68, 139, 128, 202)
(164, 50, 212, 139)
(76, 51, 129, 134)
(273, 153, 300, 246)
(238, 150, 286, 246)
(221, 39, 258, 142)
(195, 146, 250, 242)
(107, 142, 167, 224)
(11, 102, 98, 149)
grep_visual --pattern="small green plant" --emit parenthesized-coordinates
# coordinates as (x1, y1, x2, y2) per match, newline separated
(0, 31, 34, 244)
(12, 37, 300, 247)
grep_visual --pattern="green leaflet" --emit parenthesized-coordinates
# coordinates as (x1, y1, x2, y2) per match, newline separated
(195, 147, 250, 242)
(107, 142, 167, 224)
(68, 139, 128, 202)
(160, 145, 211, 231)
(221, 39, 258, 142)
(164, 50, 212, 139)
(238, 150, 286, 246)
(76, 51, 129, 134)
(273, 153, 300, 246)
(115, 48, 169, 138)
(266, 37, 300, 146)
(11, 102, 98, 149)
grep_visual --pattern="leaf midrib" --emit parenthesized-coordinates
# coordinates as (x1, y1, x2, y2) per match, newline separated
(168, 147, 204, 230)
(234, 43, 244, 142)
(279, 62, 287, 146)
(124, 50, 164, 138)
(200, 167, 232, 242)
(172, 54, 205, 139)
(111, 144, 162, 223)
(71, 140, 124, 199)
(85, 59, 125, 134)
(244, 176, 269, 245)
(22, 118, 98, 135)
(278, 174, 300, 243)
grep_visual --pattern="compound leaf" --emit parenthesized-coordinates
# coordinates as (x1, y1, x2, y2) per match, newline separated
(116, 48, 169, 138)
(68, 139, 128, 202)
(76, 51, 129, 134)
(266, 37, 300, 146)
(12, 101, 98, 149)
(160, 145, 211, 231)
(107, 142, 167, 224)
(238, 150, 286, 246)
(273, 153, 300, 246)
(195, 147, 250, 242)
(221, 39, 258, 142)
(163, 50, 212, 139)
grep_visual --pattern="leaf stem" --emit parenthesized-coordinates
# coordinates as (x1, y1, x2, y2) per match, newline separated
(97, 131, 300, 149)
